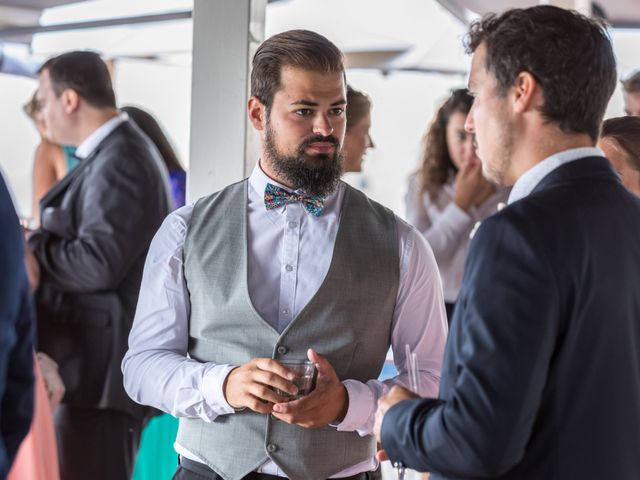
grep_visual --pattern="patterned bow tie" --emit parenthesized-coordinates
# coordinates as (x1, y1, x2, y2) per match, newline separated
(264, 183, 325, 217)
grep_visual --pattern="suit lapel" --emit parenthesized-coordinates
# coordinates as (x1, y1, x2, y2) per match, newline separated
(39, 147, 100, 210)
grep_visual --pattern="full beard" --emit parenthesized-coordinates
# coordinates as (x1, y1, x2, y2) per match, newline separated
(264, 125, 343, 198)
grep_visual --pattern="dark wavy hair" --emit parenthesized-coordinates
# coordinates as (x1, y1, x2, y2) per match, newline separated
(601, 116, 640, 173)
(121, 105, 185, 173)
(464, 5, 616, 142)
(417, 89, 473, 200)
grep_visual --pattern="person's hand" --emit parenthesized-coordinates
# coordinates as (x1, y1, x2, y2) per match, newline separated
(374, 385, 420, 460)
(224, 358, 298, 413)
(271, 349, 348, 429)
(37, 352, 65, 409)
(24, 245, 40, 292)
(454, 159, 495, 212)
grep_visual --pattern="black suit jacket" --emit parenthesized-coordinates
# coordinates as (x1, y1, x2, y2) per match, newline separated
(382, 156, 640, 479)
(29, 119, 172, 419)
(0, 175, 34, 477)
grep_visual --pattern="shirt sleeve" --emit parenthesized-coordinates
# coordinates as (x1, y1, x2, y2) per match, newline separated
(405, 176, 474, 266)
(335, 218, 448, 436)
(121, 205, 236, 422)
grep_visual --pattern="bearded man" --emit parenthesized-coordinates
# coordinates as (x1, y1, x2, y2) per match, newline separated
(122, 30, 447, 480)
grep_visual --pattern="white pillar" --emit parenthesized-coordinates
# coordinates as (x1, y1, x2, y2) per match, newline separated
(187, 0, 266, 202)
(539, 0, 592, 16)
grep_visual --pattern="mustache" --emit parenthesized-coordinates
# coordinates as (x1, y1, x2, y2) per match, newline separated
(299, 135, 340, 149)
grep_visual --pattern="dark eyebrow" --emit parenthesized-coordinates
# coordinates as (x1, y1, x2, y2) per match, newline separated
(290, 98, 347, 107)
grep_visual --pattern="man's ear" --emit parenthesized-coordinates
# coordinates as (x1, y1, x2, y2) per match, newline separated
(61, 88, 80, 114)
(512, 71, 541, 114)
(248, 96, 267, 132)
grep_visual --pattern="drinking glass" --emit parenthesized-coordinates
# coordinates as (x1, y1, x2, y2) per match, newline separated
(394, 345, 421, 480)
(273, 360, 317, 400)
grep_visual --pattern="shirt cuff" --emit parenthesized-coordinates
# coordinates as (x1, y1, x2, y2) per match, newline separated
(439, 202, 473, 230)
(334, 379, 375, 434)
(201, 363, 238, 415)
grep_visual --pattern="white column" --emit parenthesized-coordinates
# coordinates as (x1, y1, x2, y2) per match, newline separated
(539, 0, 592, 16)
(187, 0, 266, 202)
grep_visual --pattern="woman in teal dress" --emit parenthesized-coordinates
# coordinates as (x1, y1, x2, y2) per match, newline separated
(122, 106, 186, 480)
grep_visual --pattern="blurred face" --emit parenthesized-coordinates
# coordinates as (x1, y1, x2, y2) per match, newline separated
(30, 108, 49, 139)
(262, 66, 347, 196)
(599, 137, 640, 197)
(465, 43, 515, 185)
(623, 91, 640, 117)
(36, 69, 70, 145)
(342, 111, 374, 173)
(446, 111, 477, 170)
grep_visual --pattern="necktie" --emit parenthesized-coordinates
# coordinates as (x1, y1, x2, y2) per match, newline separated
(264, 183, 325, 217)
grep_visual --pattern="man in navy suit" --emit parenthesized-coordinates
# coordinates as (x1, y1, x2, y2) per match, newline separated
(375, 5, 640, 479)
(0, 175, 35, 478)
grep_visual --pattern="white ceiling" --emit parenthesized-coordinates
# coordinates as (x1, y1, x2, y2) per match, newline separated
(0, 1, 80, 30)
(436, 0, 640, 28)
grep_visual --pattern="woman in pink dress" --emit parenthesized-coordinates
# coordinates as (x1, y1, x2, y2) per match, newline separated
(8, 351, 64, 480)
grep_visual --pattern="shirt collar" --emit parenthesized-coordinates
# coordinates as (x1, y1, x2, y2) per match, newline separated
(508, 147, 604, 204)
(249, 160, 292, 198)
(74, 112, 128, 159)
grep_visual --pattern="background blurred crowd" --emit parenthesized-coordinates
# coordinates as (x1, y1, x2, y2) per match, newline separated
(2, 30, 640, 480)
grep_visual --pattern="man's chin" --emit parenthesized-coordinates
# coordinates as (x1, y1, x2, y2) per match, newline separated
(301, 153, 333, 166)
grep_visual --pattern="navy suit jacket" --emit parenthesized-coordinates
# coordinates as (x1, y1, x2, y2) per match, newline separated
(0, 176, 34, 478)
(382, 156, 640, 479)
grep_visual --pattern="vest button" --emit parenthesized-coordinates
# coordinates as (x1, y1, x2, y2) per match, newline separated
(276, 345, 288, 355)
(267, 443, 278, 453)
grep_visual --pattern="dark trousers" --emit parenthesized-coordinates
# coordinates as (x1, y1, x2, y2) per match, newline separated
(173, 457, 378, 480)
(55, 405, 144, 480)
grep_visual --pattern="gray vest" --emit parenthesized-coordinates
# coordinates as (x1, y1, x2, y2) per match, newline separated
(179, 180, 399, 480)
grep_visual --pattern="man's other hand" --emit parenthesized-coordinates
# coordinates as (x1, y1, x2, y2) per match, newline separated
(374, 385, 419, 443)
(224, 358, 298, 414)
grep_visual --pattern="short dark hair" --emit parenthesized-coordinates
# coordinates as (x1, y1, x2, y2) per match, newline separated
(39, 51, 116, 109)
(346, 85, 371, 132)
(601, 116, 640, 172)
(251, 30, 344, 110)
(465, 5, 616, 142)
(621, 71, 640, 94)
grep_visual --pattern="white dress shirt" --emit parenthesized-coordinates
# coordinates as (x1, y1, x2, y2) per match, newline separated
(508, 147, 605, 204)
(405, 174, 509, 303)
(73, 112, 127, 159)
(123, 162, 448, 478)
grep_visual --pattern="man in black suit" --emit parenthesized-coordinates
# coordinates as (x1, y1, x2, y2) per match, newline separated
(27, 51, 172, 480)
(0, 175, 34, 479)
(374, 6, 640, 479)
